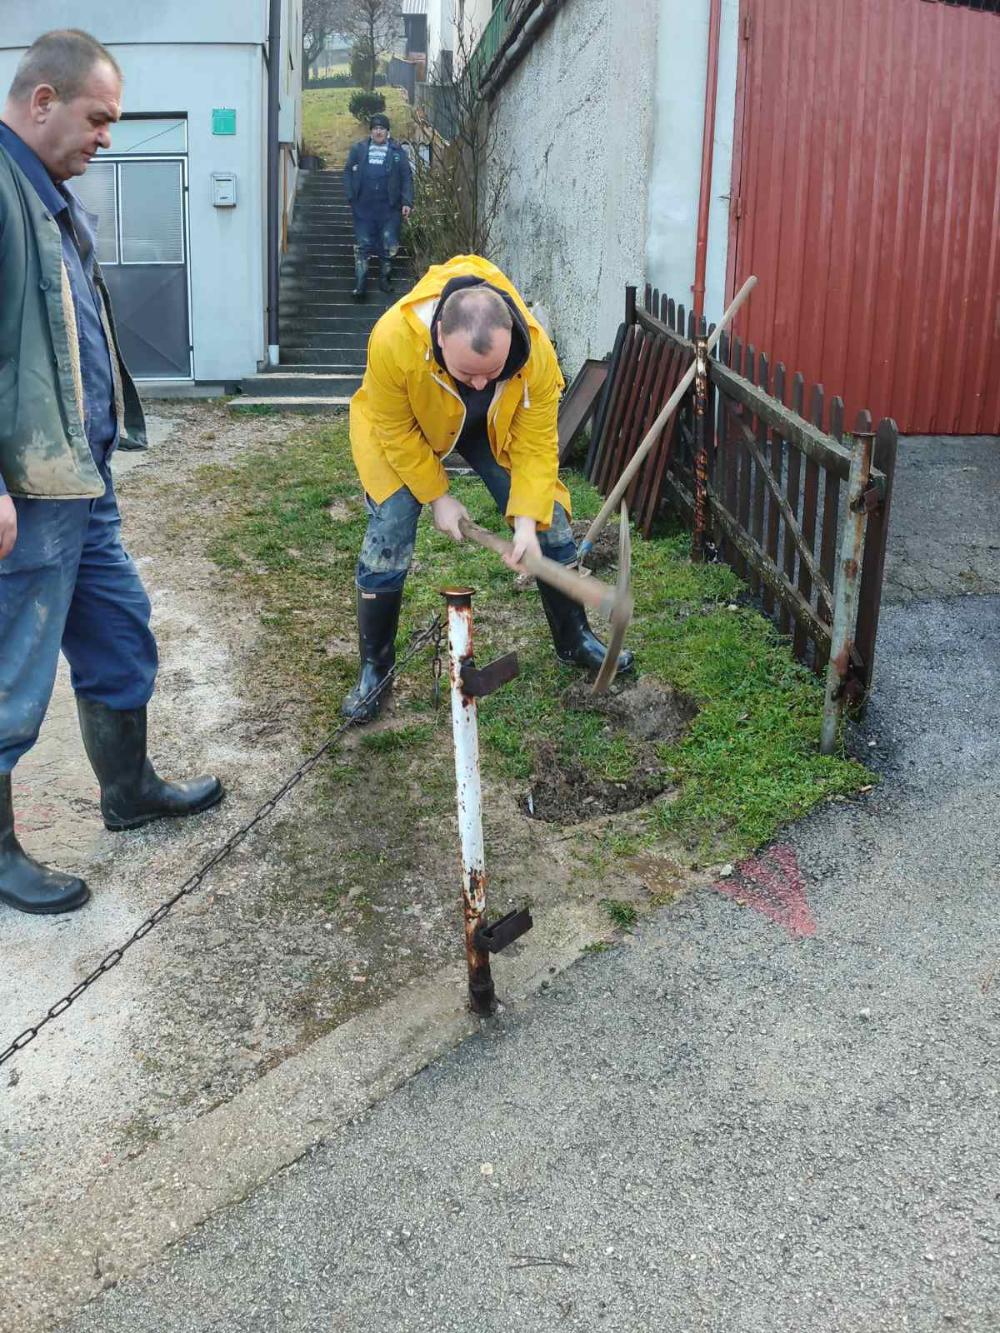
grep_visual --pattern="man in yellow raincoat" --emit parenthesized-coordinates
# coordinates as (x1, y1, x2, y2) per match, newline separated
(344, 254, 633, 722)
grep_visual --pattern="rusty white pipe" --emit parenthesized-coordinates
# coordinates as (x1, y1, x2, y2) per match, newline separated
(820, 433, 874, 755)
(693, 0, 723, 321)
(442, 589, 495, 1014)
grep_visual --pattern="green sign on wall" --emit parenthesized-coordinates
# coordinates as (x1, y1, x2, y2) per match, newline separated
(212, 108, 236, 136)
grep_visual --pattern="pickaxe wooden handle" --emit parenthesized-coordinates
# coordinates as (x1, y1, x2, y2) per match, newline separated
(578, 275, 757, 560)
(457, 518, 633, 627)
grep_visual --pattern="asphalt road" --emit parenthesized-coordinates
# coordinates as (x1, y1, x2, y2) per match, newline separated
(61, 438, 1000, 1333)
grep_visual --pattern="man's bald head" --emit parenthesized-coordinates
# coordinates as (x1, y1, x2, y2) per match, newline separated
(437, 287, 515, 390)
(439, 287, 513, 356)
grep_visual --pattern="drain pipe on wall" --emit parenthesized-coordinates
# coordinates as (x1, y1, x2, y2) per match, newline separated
(266, 0, 281, 368)
(692, 0, 723, 321)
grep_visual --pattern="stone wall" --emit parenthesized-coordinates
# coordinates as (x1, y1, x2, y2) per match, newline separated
(484, 0, 659, 377)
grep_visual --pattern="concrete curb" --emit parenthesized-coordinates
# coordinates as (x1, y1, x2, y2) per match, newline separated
(0, 897, 607, 1333)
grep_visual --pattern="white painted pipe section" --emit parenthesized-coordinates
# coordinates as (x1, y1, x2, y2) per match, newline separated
(442, 590, 493, 1011)
(446, 593, 485, 892)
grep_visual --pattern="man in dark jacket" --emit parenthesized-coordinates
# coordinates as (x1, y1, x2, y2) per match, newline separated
(0, 30, 224, 916)
(342, 112, 413, 301)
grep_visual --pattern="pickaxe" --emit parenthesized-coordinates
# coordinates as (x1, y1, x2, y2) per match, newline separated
(578, 275, 758, 563)
(459, 504, 633, 694)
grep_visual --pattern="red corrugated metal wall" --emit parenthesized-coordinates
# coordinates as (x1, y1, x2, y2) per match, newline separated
(727, 0, 1000, 434)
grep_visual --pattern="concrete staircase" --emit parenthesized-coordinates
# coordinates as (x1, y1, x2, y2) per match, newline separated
(233, 168, 414, 413)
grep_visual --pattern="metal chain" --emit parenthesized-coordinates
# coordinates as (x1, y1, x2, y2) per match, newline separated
(0, 614, 443, 1073)
(431, 617, 444, 709)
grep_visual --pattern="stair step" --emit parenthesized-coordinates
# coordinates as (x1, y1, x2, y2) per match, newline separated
(228, 396, 352, 414)
(280, 317, 379, 333)
(280, 350, 374, 366)
(281, 301, 403, 317)
(240, 372, 363, 398)
(277, 356, 367, 368)
(282, 343, 376, 359)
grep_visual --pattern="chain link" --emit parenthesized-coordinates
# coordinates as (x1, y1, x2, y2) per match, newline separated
(431, 617, 444, 710)
(0, 615, 443, 1073)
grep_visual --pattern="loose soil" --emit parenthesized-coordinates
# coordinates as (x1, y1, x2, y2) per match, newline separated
(521, 678, 697, 823)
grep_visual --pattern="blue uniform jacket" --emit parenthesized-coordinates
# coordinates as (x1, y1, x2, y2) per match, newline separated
(343, 137, 414, 216)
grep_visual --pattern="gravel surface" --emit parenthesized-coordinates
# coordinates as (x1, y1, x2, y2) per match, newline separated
(58, 438, 1000, 1330)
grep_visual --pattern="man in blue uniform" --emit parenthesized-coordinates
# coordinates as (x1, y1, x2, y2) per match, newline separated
(343, 112, 413, 302)
(0, 29, 224, 916)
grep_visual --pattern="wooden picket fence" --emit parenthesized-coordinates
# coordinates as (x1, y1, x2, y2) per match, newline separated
(586, 285, 897, 708)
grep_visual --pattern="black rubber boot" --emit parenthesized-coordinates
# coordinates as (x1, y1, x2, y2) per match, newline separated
(341, 588, 403, 724)
(378, 258, 393, 293)
(76, 699, 225, 832)
(351, 256, 368, 302)
(0, 773, 90, 914)
(537, 582, 635, 675)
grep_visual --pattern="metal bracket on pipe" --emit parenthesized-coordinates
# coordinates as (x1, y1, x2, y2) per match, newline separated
(474, 907, 534, 954)
(852, 480, 884, 515)
(460, 652, 520, 698)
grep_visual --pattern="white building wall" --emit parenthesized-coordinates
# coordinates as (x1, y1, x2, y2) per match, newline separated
(645, 0, 739, 326)
(426, 0, 456, 77)
(280, 0, 305, 230)
(457, 0, 495, 62)
(486, 0, 659, 377)
(127, 45, 267, 382)
(0, 0, 267, 46)
(0, 0, 303, 381)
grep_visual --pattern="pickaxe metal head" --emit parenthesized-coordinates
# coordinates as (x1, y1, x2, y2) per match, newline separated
(590, 501, 633, 694)
(456, 514, 634, 686)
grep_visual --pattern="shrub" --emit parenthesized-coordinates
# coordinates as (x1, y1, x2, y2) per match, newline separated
(348, 51, 387, 91)
(349, 90, 387, 124)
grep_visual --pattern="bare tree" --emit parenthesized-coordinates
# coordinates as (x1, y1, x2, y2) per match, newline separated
(405, 22, 514, 271)
(341, 0, 400, 91)
(302, 0, 349, 76)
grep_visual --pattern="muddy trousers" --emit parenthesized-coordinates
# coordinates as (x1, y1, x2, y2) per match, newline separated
(356, 437, 578, 593)
(351, 206, 401, 265)
(0, 464, 158, 774)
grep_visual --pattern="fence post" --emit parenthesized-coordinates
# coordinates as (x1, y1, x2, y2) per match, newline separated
(441, 588, 495, 1014)
(691, 333, 710, 561)
(821, 432, 874, 754)
(854, 419, 898, 697)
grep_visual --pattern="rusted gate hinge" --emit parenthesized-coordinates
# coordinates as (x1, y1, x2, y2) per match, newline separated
(851, 476, 885, 515)
(831, 643, 867, 707)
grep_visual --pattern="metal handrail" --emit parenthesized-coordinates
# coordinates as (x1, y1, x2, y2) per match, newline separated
(468, 1, 512, 89)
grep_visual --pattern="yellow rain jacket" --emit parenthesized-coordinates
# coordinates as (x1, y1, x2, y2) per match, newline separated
(349, 254, 571, 528)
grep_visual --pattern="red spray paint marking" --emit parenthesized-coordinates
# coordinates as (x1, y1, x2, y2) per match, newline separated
(711, 843, 816, 938)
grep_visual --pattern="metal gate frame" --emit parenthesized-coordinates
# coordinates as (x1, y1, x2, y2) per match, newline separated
(585, 285, 898, 749)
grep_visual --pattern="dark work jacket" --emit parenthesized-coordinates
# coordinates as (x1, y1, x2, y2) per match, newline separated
(0, 138, 145, 498)
(343, 137, 414, 215)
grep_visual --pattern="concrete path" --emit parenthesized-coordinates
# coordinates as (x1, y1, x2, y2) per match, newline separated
(59, 437, 1000, 1332)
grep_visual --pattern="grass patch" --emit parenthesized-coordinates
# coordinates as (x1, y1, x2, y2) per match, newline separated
(302, 87, 417, 168)
(601, 899, 639, 930)
(204, 419, 867, 861)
